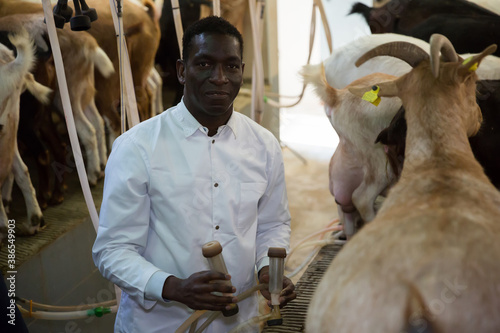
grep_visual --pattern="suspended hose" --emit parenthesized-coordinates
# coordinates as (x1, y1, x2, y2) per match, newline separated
(264, 0, 333, 109)
(170, 0, 184, 55)
(285, 218, 345, 278)
(286, 245, 322, 279)
(194, 311, 220, 333)
(115, 0, 126, 134)
(175, 310, 208, 333)
(248, 0, 266, 123)
(285, 223, 341, 265)
(110, 0, 140, 129)
(213, 0, 221, 16)
(177, 284, 269, 333)
(263, 1, 317, 109)
(313, 0, 332, 54)
(15, 297, 116, 311)
(17, 304, 118, 320)
(41, 0, 100, 230)
(227, 313, 273, 333)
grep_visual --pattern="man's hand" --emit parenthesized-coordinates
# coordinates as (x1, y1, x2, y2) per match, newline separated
(162, 271, 238, 311)
(258, 266, 296, 308)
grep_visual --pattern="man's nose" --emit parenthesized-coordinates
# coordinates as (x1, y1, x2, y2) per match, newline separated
(209, 64, 229, 84)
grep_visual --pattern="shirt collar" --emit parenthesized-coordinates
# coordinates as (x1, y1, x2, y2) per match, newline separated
(172, 98, 239, 139)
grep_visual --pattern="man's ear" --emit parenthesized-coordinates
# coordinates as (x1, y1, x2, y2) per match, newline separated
(176, 59, 186, 85)
(240, 62, 245, 86)
(348, 80, 399, 98)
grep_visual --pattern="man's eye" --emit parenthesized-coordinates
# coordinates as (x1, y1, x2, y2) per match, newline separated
(228, 64, 239, 69)
(198, 62, 210, 67)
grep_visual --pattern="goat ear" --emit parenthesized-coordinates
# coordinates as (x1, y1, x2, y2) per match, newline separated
(457, 44, 497, 76)
(348, 80, 399, 99)
(375, 128, 389, 144)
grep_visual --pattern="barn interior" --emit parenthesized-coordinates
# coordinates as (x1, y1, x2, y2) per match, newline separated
(1, 0, 499, 332)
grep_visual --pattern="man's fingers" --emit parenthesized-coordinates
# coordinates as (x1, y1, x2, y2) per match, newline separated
(195, 270, 231, 282)
(193, 281, 236, 295)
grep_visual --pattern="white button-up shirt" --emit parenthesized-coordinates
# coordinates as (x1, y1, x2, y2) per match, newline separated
(92, 100, 291, 333)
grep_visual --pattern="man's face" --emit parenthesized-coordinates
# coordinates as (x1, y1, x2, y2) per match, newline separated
(177, 33, 244, 122)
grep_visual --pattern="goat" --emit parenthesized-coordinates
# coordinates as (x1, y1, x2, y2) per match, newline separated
(372, 0, 390, 8)
(351, 0, 500, 56)
(323, 33, 500, 90)
(306, 34, 500, 333)
(0, 4, 116, 190)
(377, 78, 500, 189)
(301, 66, 401, 239)
(308, 32, 500, 234)
(469, 0, 500, 14)
(351, 0, 498, 34)
(84, 0, 161, 142)
(0, 29, 52, 240)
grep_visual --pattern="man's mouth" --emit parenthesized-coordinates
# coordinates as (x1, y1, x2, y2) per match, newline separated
(206, 91, 230, 97)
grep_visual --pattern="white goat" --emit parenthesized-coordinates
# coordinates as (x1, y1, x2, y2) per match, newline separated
(301, 65, 401, 238)
(0, 30, 52, 239)
(324, 33, 500, 90)
(306, 35, 500, 333)
(315, 32, 500, 234)
(0, 9, 115, 187)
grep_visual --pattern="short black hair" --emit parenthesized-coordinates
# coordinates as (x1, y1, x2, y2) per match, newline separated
(182, 16, 243, 62)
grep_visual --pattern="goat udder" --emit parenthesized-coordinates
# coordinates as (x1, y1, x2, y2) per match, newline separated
(335, 199, 357, 213)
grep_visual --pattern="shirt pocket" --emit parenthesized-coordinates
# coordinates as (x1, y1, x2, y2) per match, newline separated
(238, 182, 267, 231)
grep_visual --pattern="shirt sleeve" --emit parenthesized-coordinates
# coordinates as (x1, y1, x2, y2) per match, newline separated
(255, 138, 292, 270)
(144, 271, 172, 302)
(92, 135, 165, 309)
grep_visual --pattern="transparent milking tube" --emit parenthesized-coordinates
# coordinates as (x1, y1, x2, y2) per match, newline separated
(202, 241, 239, 317)
(268, 247, 286, 305)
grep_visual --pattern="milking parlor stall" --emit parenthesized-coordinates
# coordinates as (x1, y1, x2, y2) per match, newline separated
(2, 0, 500, 332)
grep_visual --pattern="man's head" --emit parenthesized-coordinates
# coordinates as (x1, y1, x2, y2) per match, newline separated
(177, 16, 245, 131)
(182, 16, 244, 62)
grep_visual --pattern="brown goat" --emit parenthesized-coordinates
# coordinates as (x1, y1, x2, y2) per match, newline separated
(83, 0, 161, 142)
(306, 35, 500, 332)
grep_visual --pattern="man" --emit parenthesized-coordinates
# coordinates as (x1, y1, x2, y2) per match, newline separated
(93, 16, 295, 332)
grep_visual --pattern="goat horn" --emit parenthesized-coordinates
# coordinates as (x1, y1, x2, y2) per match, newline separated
(429, 34, 458, 78)
(355, 42, 429, 68)
(458, 44, 498, 72)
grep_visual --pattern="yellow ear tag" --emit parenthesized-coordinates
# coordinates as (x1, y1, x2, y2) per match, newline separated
(462, 56, 478, 72)
(362, 85, 381, 106)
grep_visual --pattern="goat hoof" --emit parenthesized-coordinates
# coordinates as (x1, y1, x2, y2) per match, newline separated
(49, 194, 64, 206)
(88, 179, 97, 188)
(16, 223, 39, 236)
(31, 214, 43, 227)
(39, 217, 46, 229)
(37, 196, 49, 211)
(3, 200, 11, 214)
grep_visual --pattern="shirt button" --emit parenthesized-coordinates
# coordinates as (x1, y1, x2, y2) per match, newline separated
(212, 140, 215, 144)
(215, 225, 220, 230)
(214, 183, 219, 187)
